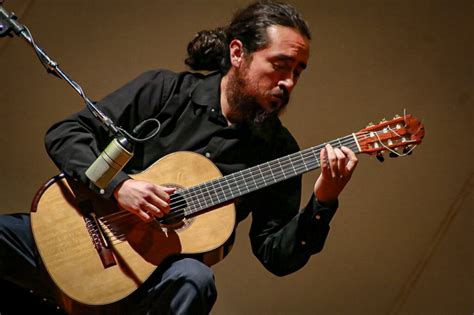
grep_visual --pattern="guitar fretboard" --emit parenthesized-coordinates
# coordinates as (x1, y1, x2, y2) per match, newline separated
(170, 134, 360, 217)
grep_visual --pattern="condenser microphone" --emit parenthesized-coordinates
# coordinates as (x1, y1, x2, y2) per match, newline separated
(85, 134, 134, 190)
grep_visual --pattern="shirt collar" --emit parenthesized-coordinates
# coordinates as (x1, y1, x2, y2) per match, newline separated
(190, 71, 222, 109)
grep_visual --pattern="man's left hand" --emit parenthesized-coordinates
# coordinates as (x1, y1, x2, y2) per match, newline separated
(314, 144, 358, 203)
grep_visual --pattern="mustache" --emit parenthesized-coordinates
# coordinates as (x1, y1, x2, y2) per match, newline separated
(271, 86, 290, 108)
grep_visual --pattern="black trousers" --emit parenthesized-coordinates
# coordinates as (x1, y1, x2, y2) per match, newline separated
(0, 213, 217, 314)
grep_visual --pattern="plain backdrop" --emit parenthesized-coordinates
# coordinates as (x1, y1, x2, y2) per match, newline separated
(0, 1, 472, 314)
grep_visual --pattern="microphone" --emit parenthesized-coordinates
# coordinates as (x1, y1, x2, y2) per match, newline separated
(85, 133, 134, 190)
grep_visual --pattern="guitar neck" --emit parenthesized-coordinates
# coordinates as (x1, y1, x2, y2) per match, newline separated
(181, 134, 360, 215)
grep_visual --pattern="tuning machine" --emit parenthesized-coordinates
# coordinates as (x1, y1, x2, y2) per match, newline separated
(376, 152, 385, 162)
(389, 146, 402, 158)
(403, 146, 413, 155)
(389, 151, 399, 158)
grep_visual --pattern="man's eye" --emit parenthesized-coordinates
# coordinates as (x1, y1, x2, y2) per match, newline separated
(272, 63, 283, 70)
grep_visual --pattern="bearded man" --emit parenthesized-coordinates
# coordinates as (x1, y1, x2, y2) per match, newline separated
(0, 1, 357, 314)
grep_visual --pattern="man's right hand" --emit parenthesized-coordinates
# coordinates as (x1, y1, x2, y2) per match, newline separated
(113, 179, 176, 222)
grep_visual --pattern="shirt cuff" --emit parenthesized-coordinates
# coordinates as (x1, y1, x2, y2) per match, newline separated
(297, 195, 338, 254)
(88, 171, 131, 199)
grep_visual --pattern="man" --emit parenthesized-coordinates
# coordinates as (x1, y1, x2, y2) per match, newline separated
(0, 1, 357, 314)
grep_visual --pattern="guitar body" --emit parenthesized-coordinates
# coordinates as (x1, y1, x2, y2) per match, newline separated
(30, 151, 236, 306)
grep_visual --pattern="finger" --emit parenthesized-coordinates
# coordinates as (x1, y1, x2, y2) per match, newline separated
(149, 185, 174, 210)
(127, 207, 153, 222)
(143, 202, 164, 218)
(325, 144, 337, 178)
(334, 147, 346, 178)
(152, 185, 174, 202)
(341, 146, 358, 173)
(145, 192, 170, 215)
(161, 186, 176, 193)
(320, 147, 330, 177)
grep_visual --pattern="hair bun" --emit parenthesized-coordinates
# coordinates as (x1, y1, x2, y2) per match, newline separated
(185, 27, 228, 71)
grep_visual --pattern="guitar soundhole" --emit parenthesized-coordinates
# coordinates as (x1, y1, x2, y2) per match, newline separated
(157, 187, 193, 230)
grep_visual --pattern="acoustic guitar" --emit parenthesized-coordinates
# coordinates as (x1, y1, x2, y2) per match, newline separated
(30, 113, 424, 306)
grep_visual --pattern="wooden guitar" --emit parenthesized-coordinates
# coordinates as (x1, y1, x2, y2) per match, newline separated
(30, 114, 424, 306)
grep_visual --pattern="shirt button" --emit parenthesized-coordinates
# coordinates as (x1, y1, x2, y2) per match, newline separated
(301, 240, 306, 246)
(315, 214, 321, 220)
(205, 152, 211, 158)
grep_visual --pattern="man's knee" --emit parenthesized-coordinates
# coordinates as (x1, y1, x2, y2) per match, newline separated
(169, 258, 216, 294)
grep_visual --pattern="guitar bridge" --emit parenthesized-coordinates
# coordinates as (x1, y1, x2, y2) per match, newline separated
(80, 201, 117, 269)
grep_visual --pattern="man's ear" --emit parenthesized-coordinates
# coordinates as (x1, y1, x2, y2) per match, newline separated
(229, 39, 245, 68)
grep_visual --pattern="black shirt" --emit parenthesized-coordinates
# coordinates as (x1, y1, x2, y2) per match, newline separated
(45, 70, 337, 276)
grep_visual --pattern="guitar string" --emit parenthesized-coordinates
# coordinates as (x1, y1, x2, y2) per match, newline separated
(113, 133, 355, 215)
(96, 137, 359, 243)
(147, 129, 415, 223)
(98, 129, 414, 241)
(102, 126, 398, 225)
(100, 129, 410, 226)
(100, 138, 352, 224)
(160, 141, 360, 222)
(100, 135, 361, 227)
(101, 132, 365, 224)
(100, 135, 360, 227)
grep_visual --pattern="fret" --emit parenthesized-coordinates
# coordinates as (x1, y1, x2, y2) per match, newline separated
(258, 165, 267, 186)
(250, 168, 259, 190)
(216, 180, 227, 203)
(185, 187, 200, 213)
(289, 155, 297, 176)
(222, 176, 233, 199)
(231, 173, 243, 196)
(300, 151, 309, 172)
(182, 195, 190, 216)
(277, 158, 286, 180)
(201, 188, 210, 209)
(240, 171, 250, 192)
(210, 182, 221, 204)
(266, 162, 275, 183)
(312, 147, 321, 168)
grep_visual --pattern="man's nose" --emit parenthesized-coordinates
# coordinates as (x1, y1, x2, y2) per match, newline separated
(278, 77, 294, 95)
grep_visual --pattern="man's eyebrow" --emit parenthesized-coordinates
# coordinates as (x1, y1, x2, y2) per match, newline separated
(274, 54, 307, 69)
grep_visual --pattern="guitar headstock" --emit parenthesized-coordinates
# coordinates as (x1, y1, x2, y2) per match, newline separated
(356, 114, 425, 161)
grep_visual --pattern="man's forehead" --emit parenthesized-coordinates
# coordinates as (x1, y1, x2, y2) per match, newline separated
(261, 25, 310, 63)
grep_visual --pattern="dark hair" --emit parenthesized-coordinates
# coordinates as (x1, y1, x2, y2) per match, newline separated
(185, 0, 311, 73)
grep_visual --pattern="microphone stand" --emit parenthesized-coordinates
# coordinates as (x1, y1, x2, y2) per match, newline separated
(0, 2, 120, 135)
(1, 2, 162, 190)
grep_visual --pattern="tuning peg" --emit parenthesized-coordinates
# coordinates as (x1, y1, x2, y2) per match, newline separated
(366, 122, 374, 128)
(393, 114, 401, 119)
(389, 151, 399, 158)
(376, 152, 385, 162)
(380, 118, 387, 123)
(403, 146, 413, 155)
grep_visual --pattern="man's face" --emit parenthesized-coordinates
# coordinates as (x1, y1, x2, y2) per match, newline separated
(231, 25, 310, 123)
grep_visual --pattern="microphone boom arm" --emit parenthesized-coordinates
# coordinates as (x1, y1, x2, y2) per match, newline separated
(0, 2, 121, 135)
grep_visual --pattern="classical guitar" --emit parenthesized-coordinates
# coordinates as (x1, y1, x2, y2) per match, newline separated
(30, 114, 424, 306)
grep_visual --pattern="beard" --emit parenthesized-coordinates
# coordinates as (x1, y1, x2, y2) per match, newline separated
(225, 64, 289, 127)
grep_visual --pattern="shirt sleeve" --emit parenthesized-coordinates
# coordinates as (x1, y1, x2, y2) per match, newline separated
(44, 70, 177, 198)
(248, 129, 338, 276)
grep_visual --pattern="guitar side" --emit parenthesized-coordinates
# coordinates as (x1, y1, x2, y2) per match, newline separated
(30, 151, 236, 306)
